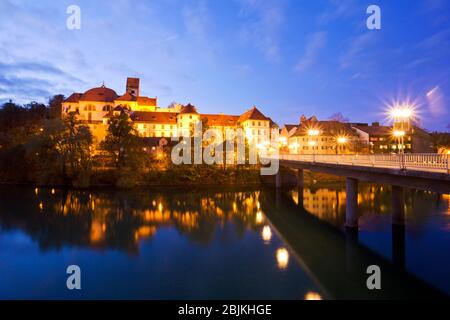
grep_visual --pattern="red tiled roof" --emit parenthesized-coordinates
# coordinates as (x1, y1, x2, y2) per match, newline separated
(116, 92, 137, 101)
(80, 86, 118, 102)
(238, 106, 269, 123)
(64, 93, 83, 103)
(201, 114, 240, 127)
(179, 103, 198, 114)
(130, 111, 177, 124)
(137, 96, 157, 106)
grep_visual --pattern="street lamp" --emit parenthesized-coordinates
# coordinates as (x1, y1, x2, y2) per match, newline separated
(389, 103, 415, 155)
(393, 130, 406, 154)
(307, 128, 320, 157)
(336, 136, 348, 155)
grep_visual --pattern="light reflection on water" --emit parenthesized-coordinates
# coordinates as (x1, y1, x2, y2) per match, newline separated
(0, 187, 321, 299)
(0, 184, 448, 299)
(289, 184, 450, 296)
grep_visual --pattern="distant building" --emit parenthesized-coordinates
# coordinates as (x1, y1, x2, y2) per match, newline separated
(352, 122, 433, 153)
(280, 124, 298, 149)
(287, 115, 359, 154)
(62, 77, 278, 146)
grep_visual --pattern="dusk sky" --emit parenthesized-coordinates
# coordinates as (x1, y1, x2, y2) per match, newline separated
(0, 0, 449, 131)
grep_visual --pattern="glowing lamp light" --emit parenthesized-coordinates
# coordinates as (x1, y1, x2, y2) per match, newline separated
(393, 130, 405, 138)
(308, 129, 320, 136)
(256, 211, 263, 224)
(337, 137, 347, 144)
(276, 248, 289, 270)
(388, 103, 415, 121)
(305, 292, 322, 300)
(308, 141, 317, 147)
(262, 226, 272, 243)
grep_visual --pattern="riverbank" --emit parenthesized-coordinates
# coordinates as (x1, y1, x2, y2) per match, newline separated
(0, 166, 346, 189)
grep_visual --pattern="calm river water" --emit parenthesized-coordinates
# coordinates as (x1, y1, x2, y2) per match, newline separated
(0, 184, 448, 299)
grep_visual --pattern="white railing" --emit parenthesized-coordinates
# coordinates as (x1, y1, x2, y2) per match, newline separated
(275, 153, 450, 174)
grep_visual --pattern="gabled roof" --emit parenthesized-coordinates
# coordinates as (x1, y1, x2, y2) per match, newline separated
(179, 103, 198, 114)
(64, 93, 83, 103)
(130, 111, 177, 124)
(137, 96, 157, 106)
(267, 117, 279, 128)
(116, 92, 137, 101)
(238, 106, 269, 123)
(284, 124, 298, 132)
(201, 114, 240, 127)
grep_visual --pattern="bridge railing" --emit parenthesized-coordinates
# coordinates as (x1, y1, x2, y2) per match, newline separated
(277, 153, 450, 173)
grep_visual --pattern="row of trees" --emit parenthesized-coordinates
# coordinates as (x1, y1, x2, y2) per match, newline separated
(0, 97, 153, 187)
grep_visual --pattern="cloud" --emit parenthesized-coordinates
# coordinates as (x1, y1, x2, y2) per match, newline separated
(236, 0, 286, 62)
(426, 85, 447, 118)
(417, 28, 450, 49)
(0, 60, 85, 104)
(339, 32, 377, 69)
(317, 0, 359, 24)
(294, 32, 327, 72)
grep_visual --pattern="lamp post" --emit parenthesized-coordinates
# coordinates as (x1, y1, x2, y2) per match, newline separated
(393, 130, 406, 155)
(390, 104, 414, 154)
(308, 129, 320, 161)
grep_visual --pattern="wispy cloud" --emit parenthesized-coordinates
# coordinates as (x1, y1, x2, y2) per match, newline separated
(236, 0, 287, 62)
(294, 31, 327, 73)
(317, 0, 359, 25)
(339, 32, 377, 69)
(417, 28, 450, 49)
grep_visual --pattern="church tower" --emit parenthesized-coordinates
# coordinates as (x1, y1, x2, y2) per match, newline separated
(126, 77, 140, 97)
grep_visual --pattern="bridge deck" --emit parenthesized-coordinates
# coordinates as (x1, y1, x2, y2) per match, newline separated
(278, 154, 450, 174)
(269, 154, 450, 193)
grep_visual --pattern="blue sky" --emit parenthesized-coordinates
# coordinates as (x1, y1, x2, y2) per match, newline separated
(0, 0, 449, 131)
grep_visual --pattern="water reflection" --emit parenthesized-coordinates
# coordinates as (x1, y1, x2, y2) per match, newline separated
(0, 188, 272, 254)
(276, 248, 289, 270)
(289, 185, 448, 229)
(0, 186, 325, 299)
(305, 292, 322, 300)
(0, 185, 448, 299)
(262, 226, 272, 243)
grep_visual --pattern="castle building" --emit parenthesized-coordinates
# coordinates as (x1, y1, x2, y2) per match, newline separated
(62, 77, 278, 146)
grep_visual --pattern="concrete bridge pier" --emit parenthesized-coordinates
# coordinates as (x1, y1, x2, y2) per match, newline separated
(345, 178, 359, 229)
(392, 186, 405, 225)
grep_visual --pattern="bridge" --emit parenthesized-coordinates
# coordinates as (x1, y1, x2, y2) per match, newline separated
(269, 153, 450, 229)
